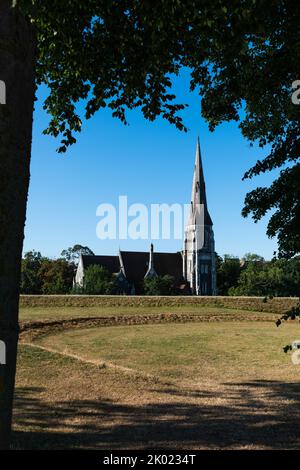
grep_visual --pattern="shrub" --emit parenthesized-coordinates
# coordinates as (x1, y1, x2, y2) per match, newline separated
(79, 265, 117, 295)
(143, 275, 176, 295)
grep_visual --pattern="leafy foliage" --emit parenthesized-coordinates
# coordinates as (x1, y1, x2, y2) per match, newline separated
(143, 274, 176, 296)
(276, 304, 300, 329)
(78, 264, 117, 295)
(21, 252, 75, 294)
(276, 303, 300, 353)
(20, 251, 44, 294)
(38, 259, 75, 294)
(229, 256, 300, 297)
(61, 244, 95, 264)
(216, 254, 241, 295)
(15, 1, 300, 255)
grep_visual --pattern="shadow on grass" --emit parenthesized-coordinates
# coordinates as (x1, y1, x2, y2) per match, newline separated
(12, 380, 300, 449)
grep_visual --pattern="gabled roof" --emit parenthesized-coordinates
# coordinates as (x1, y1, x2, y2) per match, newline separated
(153, 252, 183, 282)
(81, 250, 184, 293)
(120, 251, 149, 289)
(120, 250, 183, 292)
(81, 255, 120, 273)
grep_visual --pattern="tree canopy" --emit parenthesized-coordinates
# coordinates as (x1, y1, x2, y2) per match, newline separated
(61, 244, 95, 264)
(143, 274, 177, 296)
(79, 264, 117, 294)
(16, 0, 300, 256)
(228, 256, 300, 297)
(216, 255, 241, 295)
(20, 251, 75, 294)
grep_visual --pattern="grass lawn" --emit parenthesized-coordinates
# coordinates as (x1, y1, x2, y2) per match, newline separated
(13, 306, 300, 450)
(19, 305, 275, 322)
(13, 330, 300, 450)
(33, 322, 299, 385)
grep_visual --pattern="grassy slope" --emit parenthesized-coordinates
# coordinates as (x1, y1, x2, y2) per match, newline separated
(19, 305, 275, 322)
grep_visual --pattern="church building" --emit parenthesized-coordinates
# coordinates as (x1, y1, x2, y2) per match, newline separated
(75, 139, 217, 295)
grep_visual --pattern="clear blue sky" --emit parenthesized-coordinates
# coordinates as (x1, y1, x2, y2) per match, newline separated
(24, 69, 278, 260)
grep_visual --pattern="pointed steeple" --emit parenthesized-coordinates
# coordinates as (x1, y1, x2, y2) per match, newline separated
(184, 138, 217, 296)
(119, 249, 126, 277)
(144, 243, 158, 278)
(189, 137, 212, 226)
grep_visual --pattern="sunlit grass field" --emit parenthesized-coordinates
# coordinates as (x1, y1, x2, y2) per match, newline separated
(13, 303, 300, 450)
(34, 321, 299, 385)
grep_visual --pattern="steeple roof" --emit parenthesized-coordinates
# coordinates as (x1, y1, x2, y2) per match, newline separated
(189, 137, 213, 226)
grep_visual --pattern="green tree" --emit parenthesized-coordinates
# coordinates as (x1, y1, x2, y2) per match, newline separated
(144, 275, 176, 296)
(217, 255, 241, 295)
(20, 251, 43, 294)
(271, 257, 300, 297)
(1, 0, 299, 448)
(229, 262, 278, 296)
(80, 265, 116, 295)
(229, 257, 300, 297)
(38, 259, 75, 294)
(242, 253, 265, 263)
(61, 244, 95, 264)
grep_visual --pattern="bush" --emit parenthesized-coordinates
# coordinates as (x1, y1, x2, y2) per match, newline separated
(78, 265, 117, 295)
(20, 251, 43, 294)
(143, 275, 176, 295)
(38, 259, 75, 294)
(21, 252, 74, 294)
(216, 255, 241, 295)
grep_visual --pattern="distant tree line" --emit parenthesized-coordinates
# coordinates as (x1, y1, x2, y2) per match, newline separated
(217, 253, 300, 297)
(20, 245, 94, 295)
(20, 246, 300, 297)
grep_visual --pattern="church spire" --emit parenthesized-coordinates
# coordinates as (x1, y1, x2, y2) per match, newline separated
(184, 138, 216, 296)
(189, 137, 212, 226)
(144, 243, 158, 278)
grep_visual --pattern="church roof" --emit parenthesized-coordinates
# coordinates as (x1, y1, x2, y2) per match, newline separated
(120, 250, 184, 294)
(153, 252, 183, 281)
(81, 255, 120, 273)
(81, 251, 184, 293)
(120, 251, 149, 291)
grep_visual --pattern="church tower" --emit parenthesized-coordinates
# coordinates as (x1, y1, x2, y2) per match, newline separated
(183, 138, 217, 295)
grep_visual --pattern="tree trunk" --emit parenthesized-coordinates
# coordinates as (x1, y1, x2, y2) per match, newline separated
(0, 1, 36, 449)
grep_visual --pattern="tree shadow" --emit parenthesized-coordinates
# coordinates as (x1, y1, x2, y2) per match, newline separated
(12, 380, 300, 449)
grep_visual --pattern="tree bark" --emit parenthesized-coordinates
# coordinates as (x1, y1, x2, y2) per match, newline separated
(0, 1, 36, 449)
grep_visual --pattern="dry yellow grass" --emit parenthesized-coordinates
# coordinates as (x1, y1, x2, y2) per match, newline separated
(13, 313, 300, 450)
(33, 322, 300, 385)
(13, 339, 300, 450)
